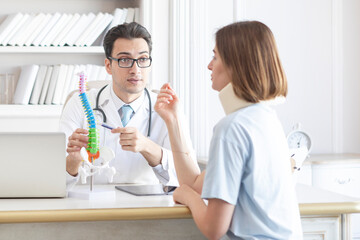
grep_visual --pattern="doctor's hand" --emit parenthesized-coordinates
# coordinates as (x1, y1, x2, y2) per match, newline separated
(66, 128, 89, 176)
(111, 127, 162, 167)
(111, 127, 148, 152)
(154, 83, 180, 124)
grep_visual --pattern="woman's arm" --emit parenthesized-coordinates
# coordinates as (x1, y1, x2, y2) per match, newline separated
(173, 184, 235, 240)
(154, 83, 201, 190)
(155, 84, 235, 238)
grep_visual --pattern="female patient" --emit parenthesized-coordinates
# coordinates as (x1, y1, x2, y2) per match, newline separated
(155, 21, 302, 239)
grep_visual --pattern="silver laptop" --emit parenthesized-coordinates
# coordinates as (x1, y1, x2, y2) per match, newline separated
(0, 132, 66, 198)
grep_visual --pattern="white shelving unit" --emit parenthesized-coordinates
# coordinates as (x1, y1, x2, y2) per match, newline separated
(0, 46, 104, 54)
(0, 0, 152, 132)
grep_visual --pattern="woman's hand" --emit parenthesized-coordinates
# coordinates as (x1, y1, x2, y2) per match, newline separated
(173, 184, 196, 205)
(154, 83, 180, 124)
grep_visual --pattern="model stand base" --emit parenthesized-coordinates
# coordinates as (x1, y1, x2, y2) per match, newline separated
(68, 187, 116, 200)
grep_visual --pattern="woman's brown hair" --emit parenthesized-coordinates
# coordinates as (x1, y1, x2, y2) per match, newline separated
(216, 21, 287, 102)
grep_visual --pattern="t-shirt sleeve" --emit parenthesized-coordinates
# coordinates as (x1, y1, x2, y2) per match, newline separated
(201, 135, 244, 205)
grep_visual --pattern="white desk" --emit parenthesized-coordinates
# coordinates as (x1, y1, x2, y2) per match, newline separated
(0, 184, 204, 240)
(1, 184, 360, 240)
(0, 184, 189, 223)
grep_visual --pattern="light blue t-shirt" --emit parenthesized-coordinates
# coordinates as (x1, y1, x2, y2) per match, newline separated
(201, 103, 302, 239)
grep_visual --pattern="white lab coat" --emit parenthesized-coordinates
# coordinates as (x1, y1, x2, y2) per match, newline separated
(60, 85, 178, 188)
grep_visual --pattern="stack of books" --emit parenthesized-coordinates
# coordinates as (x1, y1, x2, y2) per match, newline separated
(13, 64, 112, 105)
(0, 8, 139, 47)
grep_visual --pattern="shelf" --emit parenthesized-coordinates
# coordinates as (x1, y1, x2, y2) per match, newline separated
(0, 46, 104, 54)
(0, 105, 63, 117)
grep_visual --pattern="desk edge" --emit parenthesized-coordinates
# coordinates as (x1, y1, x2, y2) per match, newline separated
(0, 207, 192, 224)
(299, 202, 360, 215)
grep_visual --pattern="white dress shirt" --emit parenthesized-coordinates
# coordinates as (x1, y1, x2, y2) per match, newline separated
(60, 84, 178, 189)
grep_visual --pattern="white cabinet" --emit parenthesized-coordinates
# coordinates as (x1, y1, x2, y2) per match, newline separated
(310, 154, 360, 199)
(313, 163, 360, 198)
(301, 216, 341, 240)
(0, 0, 154, 132)
(299, 154, 360, 239)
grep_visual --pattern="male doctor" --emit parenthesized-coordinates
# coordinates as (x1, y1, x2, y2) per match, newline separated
(60, 22, 178, 188)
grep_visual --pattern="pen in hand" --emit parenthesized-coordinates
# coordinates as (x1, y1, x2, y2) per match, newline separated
(99, 123, 115, 130)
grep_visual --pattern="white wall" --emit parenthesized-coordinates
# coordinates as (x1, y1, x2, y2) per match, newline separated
(143, 0, 170, 90)
(187, 0, 360, 155)
(168, 0, 235, 158)
(203, 0, 234, 156)
(237, 0, 334, 153)
(342, 0, 360, 153)
(236, 0, 360, 154)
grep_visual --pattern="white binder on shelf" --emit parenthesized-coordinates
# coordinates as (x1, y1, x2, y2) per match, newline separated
(52, 64, 69, 105)
(110, 8, 124, 27)
(29, 65, 48, 105)
(32, 13, 61, 46)
(119, 8, 128, 24)
(99, 8, 123, 46)
(51, 13, 80, 46)
(134, 8, 140, 23)
(6, 14, 33, 46)
(40, 13, 70, 46)
(67, 64, 80, 96)
(13, 64, 39, 105)
(60, 65, 75, 105)
(24, 13, 52, 46)
(74, 12, 104, 46)
(15, 13, 46, 46)
(0, 13, 28, 46)
(59, 13, 86, 46)
(125, 8, 135, 23)
(45, 65, 60, 105)
(39, 66, 54, 105)
(64, 13, 95, 46)
(0, 13, 24, 45)
(84, 13, 113, 46)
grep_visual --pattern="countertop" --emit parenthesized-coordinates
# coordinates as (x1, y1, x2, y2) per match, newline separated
(0, 183, 359, 223)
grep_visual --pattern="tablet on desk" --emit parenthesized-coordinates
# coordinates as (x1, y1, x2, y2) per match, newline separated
(115, 185, 176, 196)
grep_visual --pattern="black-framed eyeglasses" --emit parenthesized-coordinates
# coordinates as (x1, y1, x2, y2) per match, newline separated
(108, 56, 152, 68)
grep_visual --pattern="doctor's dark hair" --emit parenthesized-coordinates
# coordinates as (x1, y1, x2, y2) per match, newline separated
(216, 21, 287, 102)
(103, 22, 152, 59)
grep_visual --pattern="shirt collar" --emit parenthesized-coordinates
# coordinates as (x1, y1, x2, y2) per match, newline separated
(110, 86, 145, 113)
(219, 83, 286, 115)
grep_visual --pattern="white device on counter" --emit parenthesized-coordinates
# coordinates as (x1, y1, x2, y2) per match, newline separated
(287, 123, 312, 172)
(287, 122, 312, 153)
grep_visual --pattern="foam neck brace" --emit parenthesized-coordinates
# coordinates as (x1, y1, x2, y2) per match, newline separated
(218, 83, 253, 115)
(218, 83, 286, 115)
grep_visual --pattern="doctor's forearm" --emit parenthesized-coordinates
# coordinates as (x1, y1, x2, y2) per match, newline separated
(140, 140, 162, 167)
(66, 154, 80, 176)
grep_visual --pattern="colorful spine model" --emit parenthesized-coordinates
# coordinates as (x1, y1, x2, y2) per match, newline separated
(79, 72, 99, 162)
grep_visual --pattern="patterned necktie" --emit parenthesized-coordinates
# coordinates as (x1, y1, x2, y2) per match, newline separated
(120, 105, 133, 126)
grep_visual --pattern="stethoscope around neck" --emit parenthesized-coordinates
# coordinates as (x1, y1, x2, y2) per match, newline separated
(93, 85, 152, 137)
